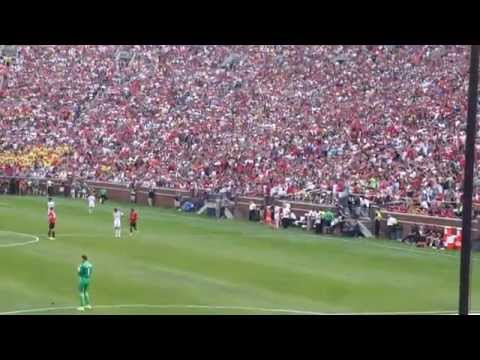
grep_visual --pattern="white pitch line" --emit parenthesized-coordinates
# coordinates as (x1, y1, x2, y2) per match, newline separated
(0, 304, 474, 315)
(0, 231, 40, 248)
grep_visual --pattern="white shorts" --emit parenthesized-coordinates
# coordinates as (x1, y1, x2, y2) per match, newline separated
(114, 220, 121, 228)
(89, 203, 95, 208)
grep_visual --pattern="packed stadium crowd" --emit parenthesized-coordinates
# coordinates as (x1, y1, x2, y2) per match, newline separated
(0, 45, 478, 217)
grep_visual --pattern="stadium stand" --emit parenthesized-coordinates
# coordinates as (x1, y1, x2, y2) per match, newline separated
(0, 45, 477, 218)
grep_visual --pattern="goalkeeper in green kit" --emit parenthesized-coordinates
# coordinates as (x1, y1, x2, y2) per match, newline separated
(77, 255, 93, 312)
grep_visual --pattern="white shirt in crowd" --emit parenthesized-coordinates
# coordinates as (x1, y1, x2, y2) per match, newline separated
(274, 207, 280, 221)
(387, 216, 398, 226)
(420, 200, 429, 209)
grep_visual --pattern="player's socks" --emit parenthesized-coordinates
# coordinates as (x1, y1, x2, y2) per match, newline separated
(85, 292, 91, 307)
(80, 293, 85, 307)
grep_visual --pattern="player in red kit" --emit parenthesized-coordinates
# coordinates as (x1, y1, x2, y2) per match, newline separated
(48, 207, 57, 240)
(129, 208, 138, 236)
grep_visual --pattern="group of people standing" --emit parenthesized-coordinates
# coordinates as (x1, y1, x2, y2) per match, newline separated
(249, 202, 296, 230)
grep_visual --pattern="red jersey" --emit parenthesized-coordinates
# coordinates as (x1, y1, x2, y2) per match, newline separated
(48, 211, 57, 224)
(129, 211, 138, 224)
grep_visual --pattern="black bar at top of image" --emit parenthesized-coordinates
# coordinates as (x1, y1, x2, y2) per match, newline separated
(459, 45, 480, 315)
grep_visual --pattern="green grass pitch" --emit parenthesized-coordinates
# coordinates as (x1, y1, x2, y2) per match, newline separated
(0, 195, 479, 315)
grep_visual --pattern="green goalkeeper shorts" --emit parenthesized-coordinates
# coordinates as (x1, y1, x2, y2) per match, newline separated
(78, 278, 90, 293)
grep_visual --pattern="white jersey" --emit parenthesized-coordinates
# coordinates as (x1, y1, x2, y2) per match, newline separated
(47, 200, 55, 210)
(88, 195, 96, 207)
(113, 211, 123, 227)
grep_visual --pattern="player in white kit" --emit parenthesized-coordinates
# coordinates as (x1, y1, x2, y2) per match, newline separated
(87, 194, 96, 214)
(113, 208, 124, 238)
(47, 197, 55, 213)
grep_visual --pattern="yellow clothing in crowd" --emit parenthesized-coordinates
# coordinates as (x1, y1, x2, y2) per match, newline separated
(0, 145, 71, 168)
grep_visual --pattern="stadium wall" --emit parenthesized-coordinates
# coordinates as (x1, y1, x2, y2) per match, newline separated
(1, 176, 478, 239)
(86, 181, 476, 237)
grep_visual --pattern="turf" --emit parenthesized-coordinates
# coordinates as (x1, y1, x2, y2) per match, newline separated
(0, 195, 479, 315)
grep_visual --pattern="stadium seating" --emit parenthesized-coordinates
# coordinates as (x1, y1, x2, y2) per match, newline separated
(0, 45, 474, 218)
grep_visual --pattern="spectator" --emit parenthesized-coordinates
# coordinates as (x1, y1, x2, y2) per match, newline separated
(322, 210, 335, 229)
(148, 187, 155, 207)
(386, 215, 399, 240)
(314, 210, 324, 234)
(374, 210, 383, 238)
(248, 201, 257, 221)
(0, 45, 473, 220)
(402, 224, 421, 244)
(99, 188, 107, 204)
(129, 187, 136, 203)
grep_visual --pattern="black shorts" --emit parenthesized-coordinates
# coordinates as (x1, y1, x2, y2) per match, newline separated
(130, 222, 137, 230)
(49, 223, 55, 230)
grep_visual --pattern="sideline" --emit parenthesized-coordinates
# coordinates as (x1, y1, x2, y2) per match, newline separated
(0, 303, 469, 315)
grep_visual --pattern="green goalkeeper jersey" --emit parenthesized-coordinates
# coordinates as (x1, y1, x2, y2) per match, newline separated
(78, 261, 93, 279)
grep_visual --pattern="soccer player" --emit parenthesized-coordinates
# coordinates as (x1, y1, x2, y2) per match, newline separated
(47, 207, 56, 240)
(77, 255, 93, 312)
(113, 208, 124, 238)
(87, 193, 96, 214)
(129, 208, 139, 236)
(47, 197, 55, 212)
